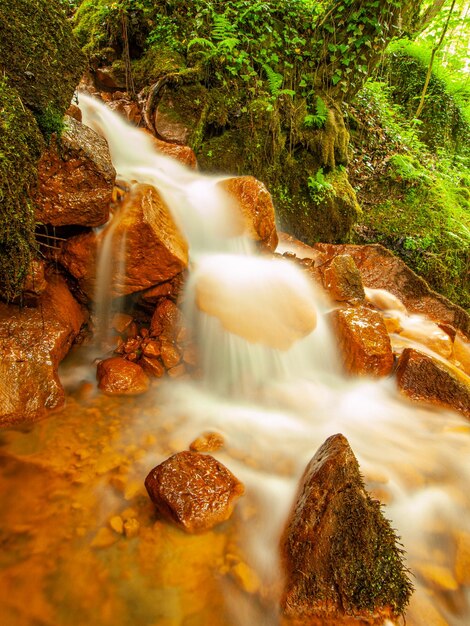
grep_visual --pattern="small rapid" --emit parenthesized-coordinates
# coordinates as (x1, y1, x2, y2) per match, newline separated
(77, 93, 470, 626)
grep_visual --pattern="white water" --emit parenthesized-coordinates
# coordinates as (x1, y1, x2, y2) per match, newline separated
(78, 93, 470, 626)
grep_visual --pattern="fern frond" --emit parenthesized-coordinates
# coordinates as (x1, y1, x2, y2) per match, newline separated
(262, 64, 283, 96)
(212, 14, 235, 41)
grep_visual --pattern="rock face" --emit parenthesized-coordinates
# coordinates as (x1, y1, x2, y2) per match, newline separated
(145, 451, 244, 533)
(0, 273, 86, 426)
(35, 116, 116, 227)
(281, 434, 413, 625)
(319, 254, 365, 303)
(329, 306, 394, 377)
(396, 349, 470, 418)
(60, 183, 188, 298)
(315, 244, 469, 339)
(144, 130, 198, 169)
(218, 176, 278, 251)
(96, 357, 150, 395)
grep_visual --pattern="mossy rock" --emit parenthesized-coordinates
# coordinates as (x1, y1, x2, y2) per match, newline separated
(0, 78, 44, 300)
(0, 0, 85, 300)
(0, 0, 85, 116)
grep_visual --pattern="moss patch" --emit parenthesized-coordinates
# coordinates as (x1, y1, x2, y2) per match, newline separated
(0, 78, 44, 300)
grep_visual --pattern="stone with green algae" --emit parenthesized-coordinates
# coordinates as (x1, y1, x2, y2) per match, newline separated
(281, 433, 413, 625)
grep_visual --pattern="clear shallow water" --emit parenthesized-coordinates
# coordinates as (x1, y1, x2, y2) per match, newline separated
(1, 95, 468, 626)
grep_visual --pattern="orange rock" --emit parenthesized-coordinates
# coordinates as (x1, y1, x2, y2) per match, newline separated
(314, 243, 470, 339)
(189, 432, 225, 453)
(167, 363, 186, 378)
(150, 298, 182, 340)
(329, 306, 394, 377)
(396, 348, 470, 418)
(144, 451, 244, 533)
(142, 339, 161, 358)
(142, 129, 197, 169)
(0, 273, 86, 426)
(160, 341, 181, 369)
(219, 176, 278, 251)
(140, 356, 165, 378)
(97, 357, 150, 395)
(320, 254, 365, 303)
(34, 116, 115, 227)
(60, 183, 188, 298)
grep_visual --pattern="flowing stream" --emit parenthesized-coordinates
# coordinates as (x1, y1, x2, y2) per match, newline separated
(0, 95, 469, 626)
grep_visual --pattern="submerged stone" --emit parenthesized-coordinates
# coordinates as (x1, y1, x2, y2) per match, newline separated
(329, 306, 394, 377)
(145, 451, 244, 533)
(281, 433, 413, 625)
(320, 254, 365, 303)
(396, 348, 470, 419)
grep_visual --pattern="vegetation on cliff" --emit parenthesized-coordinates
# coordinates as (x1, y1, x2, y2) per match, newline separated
(0, 0, 85, 300)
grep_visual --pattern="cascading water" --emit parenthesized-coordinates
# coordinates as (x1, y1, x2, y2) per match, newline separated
(77, 94, 470, 626)
(3, 98, 468, 626)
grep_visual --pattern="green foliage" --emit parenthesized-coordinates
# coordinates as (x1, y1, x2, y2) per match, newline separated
(304, 96, 329, 129)
(307, 168, 336, 203)
(350, 78, 470, 310)
(384, 39, 470, 154)
(34, 106, 65, 144)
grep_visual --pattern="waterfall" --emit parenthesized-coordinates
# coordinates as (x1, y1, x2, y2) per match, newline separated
(78, 93, 470, 626)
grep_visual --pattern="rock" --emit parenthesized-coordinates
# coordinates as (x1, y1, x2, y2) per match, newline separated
(396, 348, 470, 418)
(329, 306, 394, 377)
(315, 244, 470, 339)
(60, 183, 188, 298)
(0, 272, 86, 426)
(150, 298, 182, 340)
(34, 116, 116, 227)
(154, 83, 208, 146)
(145, 451, 244, 533)
(319, 254, 365, 302)
(160, 341, 181, 369)
(94, 67, 126, 90)
(97, 357, 150, 395)
(218, 176, 278, 251)
(281, 434, 413, 625)
(140, 356, 165, 378)
(16, 260, 48, 306)
(108, 98, 142, 126)
(143, 130, 197, 169)
(189, 432, 225, 453)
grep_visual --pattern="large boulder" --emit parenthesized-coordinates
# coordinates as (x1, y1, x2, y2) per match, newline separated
(0, 273, 86, 426)
(59, 183, 188, 298)
(281, 434, 413, 625)
(34, 116, 116, 227)
(145, 451, 244, 533)
(218, 176, 278, 251)
(329, 306, 394, 377)
(396, 348, 470, 419)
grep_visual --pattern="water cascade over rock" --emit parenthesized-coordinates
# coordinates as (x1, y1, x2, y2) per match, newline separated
(0, 96, 470, 626)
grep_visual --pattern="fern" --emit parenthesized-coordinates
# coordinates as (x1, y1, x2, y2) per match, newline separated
(304, 96, 328, 129)
(262, 64, 283, 97)
(212, 14, 236, 41)
(187, 37, 216, 52)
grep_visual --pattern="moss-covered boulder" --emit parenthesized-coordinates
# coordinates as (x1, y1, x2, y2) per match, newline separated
(0, 0, 85, 300)
(281, 433, 413, 624)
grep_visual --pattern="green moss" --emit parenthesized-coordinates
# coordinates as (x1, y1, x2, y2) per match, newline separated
(0, 78, 44, 300)
(132, 47, 187, 91)
(0, 0, 85, 114)
(0, 0, 85, 300)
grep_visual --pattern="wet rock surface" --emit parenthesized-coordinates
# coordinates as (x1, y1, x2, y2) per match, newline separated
(396, 348, 470, 418)
(0, 273, 86, 426)
(281, 433, 413, 625)
(96, 357, 150, 396)
(329, 306, 394, 377)
(145, 451, 244, 533)
(219, 176, 278, 251)
(60, 183, 188, 298)
(34, 116, 116, 227)
(319, 254, 365, 303)
(314, 243, 470, 339)
(144, 130, 198, 169)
